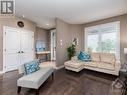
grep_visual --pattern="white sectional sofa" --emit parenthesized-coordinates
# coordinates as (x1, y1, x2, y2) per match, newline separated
(64, 53, 121, 76)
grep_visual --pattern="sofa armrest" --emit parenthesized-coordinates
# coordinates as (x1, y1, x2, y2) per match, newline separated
(115, 61, 121, 71)
(18, 64, 26, 75)
(71, 56, 78, 61)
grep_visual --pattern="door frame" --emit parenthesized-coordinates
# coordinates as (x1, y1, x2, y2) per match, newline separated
(3, 26, 35, 73)
(50, 29, 56, 61)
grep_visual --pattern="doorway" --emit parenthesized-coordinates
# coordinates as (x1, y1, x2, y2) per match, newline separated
(50, 29, 56, 61)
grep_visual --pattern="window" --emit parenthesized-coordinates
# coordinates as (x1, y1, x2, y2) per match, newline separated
(85, 21, 120, 60)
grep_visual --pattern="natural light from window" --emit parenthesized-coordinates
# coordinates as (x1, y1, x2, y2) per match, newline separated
(85, 21, 120, 60)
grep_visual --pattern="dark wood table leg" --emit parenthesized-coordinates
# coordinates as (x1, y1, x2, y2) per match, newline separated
(17, 86, 21, 93)
(124, 78, 127, 95)
(46, 54, 48, 61)
(36, 89, 39, 95)
(52, 73, 54, 80)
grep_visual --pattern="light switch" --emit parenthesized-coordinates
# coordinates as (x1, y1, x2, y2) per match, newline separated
(60, 39, 62, 46)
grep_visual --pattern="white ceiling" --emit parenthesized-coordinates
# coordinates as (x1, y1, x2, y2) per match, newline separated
(15, 0, 127, 29)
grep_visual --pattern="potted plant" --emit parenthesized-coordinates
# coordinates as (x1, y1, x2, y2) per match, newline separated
(67, 44, 76, 60)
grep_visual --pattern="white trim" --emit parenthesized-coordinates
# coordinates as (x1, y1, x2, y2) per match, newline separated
(3, 27, 6, 72)
(84, 21, 120, 60)
(116, 21, 120, 61)
(0, 71, 5, 74)
(50, 29, 56, 61)
(84, 28, 87, 51)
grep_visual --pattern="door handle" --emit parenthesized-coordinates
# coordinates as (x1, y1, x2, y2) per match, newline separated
(17, 51, 21, 53)
(21, 51, 24, 53)
(17, 51, 24, 53)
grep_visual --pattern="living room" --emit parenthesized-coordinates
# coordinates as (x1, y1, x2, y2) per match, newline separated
(0, 0, 127, 95)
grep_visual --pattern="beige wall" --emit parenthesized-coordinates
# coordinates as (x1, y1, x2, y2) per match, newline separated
(35, 27, 50, 50)
(69, 24, 84, 53)
(0, 17, 36, 71)
(56, 19, 70, 67)
(0, 14, 126, 70)
(56, 14, 127, 67)
(83, 14, 127, 64)
(56, 19, 83, 67)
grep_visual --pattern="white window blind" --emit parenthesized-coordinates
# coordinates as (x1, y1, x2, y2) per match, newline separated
(85, 21, 120, 60)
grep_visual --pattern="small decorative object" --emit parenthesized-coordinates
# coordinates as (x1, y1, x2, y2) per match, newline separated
(110, 79, 124, 95)
(78, 51, 91, 62)
(67, 44, 76, 60)
(111, 78, 124, 90)
(114, 82, 123, 89)
(72, 38, 78, 46)
(17, 21, 24, 28)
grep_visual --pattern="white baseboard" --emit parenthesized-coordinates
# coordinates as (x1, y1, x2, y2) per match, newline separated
(0, 71, 5, 74)
(55, 65, 64, 70)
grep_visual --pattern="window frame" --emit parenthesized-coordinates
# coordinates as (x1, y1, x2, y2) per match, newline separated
(84, 21, 120, 60)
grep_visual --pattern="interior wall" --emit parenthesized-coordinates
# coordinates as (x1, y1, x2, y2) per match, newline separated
(83, 14, 127, 64)
(56, 19, 70, 67)
(0, 17, 36, 71)
(1, 14, 126, 70)
(56, 18, 83, 67)
(70, 24, 84, 53)
(35, 27, 50, 51)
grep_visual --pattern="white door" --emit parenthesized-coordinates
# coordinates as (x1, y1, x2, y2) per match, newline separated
(20, 31, 34, 64)
(3, 26, 34, 72)
(3, 27, 20, 72)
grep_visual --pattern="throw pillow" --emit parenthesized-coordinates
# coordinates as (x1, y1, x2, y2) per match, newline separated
(24, 60, 40, 75)
(78, 51, 91, 62)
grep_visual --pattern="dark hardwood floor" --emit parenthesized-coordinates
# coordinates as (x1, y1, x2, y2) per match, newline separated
(0, 68, 123, 95)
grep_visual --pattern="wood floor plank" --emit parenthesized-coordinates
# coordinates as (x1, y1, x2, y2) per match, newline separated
(0, 68, 123, 95)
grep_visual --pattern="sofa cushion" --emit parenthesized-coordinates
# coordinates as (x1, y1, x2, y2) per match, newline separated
(91, 53, 100, 62)
(24, 60, 40, 75)
(100, 53, 116, 65)
(78, 51, 91, 62)
(98, 62, 115, 70)
(64, 61, 83, 69)
(84, 62, 99, 68)
(17, 67, 53, 89)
